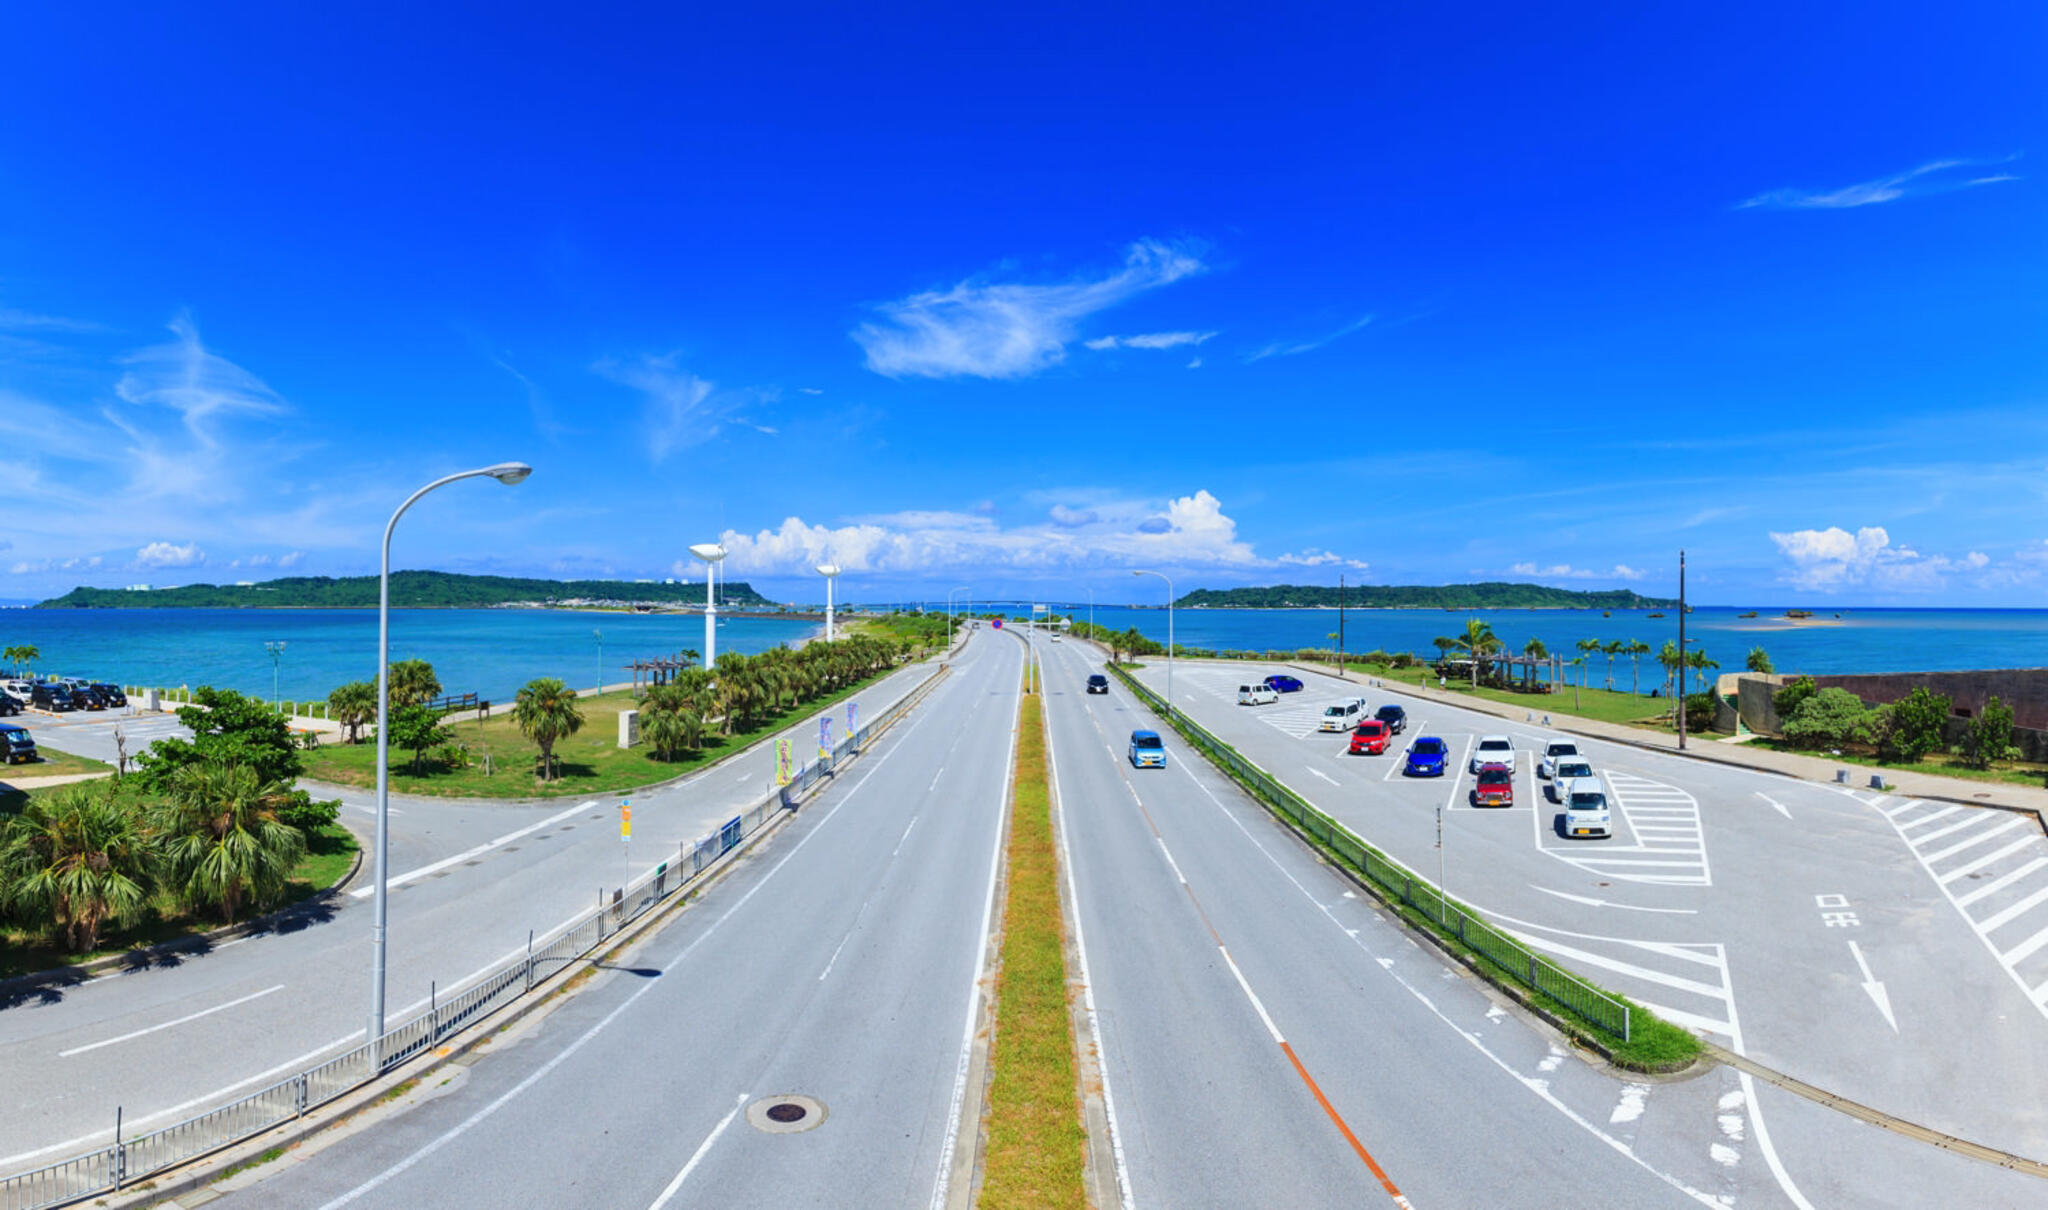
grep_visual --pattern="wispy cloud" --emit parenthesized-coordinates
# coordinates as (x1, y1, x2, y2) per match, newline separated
(593, 354, 718, 461)
(1509, 562, 1645, 582)
(1246, 314, 1373, 362)
(0, 308, 101, 333)
(1084, 330, 1216, 351)
(853, 240, 1205, 379)
(135, 540, 205, 569)
(1738, 156, 2021, 211)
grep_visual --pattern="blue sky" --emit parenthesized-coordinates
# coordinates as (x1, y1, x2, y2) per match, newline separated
(2, 3, 2042, 606)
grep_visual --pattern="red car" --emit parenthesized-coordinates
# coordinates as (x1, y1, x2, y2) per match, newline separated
(1349, 719, 1391, 755)
(1472, 762, 1514, 807)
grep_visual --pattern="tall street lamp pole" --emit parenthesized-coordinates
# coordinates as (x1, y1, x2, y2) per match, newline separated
(1132, 569, 1174, 720)
(690, 543, 726, 670)
(594, 629, 604, 695)
(816, 564, 841, 642)
(370, 461, 531, 1057)
(1677, 549, 1688, 752)
(265, 641, 287, 709)
(948, 586, 970, 644)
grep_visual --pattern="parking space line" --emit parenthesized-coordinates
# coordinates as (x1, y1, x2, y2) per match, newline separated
(1978, 884, 2048, 935)
(1955, 856, 2048, 906)
(1920, 817, 2027, 863)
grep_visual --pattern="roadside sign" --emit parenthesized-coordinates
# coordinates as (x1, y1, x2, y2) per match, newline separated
(992, 619, 1002, 629)
(819, 715, 833, 761)
(620, 799, 632, 842)
(775, 738, 792, 785)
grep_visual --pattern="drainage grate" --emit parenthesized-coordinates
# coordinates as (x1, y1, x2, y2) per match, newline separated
(747, 1094, 827, 1134)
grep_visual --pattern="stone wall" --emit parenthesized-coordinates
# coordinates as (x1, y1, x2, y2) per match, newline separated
(1735, 668, 2048, 763)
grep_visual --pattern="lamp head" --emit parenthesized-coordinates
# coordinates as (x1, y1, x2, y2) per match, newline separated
(688, 543, 727, 564)
(485, 462, 533, 485)
(815, 564, 841, 578)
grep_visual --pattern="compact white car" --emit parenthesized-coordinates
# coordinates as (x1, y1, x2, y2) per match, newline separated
(1471, 734, 1516, 774)
(1318, 698, 1367, 731)
(1548, 758, 1594, 801)
(0, 680, 31, 705)
(1563, 777, 1612, 839)
(1238, 684, 1279, 706)
(1537, 739, 1580, 780)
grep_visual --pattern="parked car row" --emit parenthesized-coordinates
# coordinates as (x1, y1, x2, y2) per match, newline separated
(0, 677, 128, 713)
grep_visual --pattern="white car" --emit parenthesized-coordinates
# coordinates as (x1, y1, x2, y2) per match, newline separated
(0, 680, 31, 705)
(1548, 758, 1594, 801)
(1318, 698, 1367, 732)
(1537, 739, 1580, 780)
(1238, 684, 1278, 706)
(1563, 776, 1612, 839)
(1471, 734, 1516, 774)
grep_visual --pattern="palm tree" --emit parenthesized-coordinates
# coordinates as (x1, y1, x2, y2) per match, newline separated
(512, 677, 584, 781)
(327, 680, 376, 744)
(3, 644, 39, 677)
(1576, 638, 1602, 689)
(1626, 640, 1650, 695)
(1602, 640, 1624, 691)
(1746, 646, 1774, 674)
(152, 762, 306, 925)
(1657, 640, 1682, 697)
(641, 707, 690, 761)
(0, 783, 153, 952)
(1686, 648, 1720, 694)
(1521, 637, 1548, 690)
(1450, 618, 1499, 686)
(387, 659, 442, 709)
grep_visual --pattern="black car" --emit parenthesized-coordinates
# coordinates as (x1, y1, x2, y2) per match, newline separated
(90, 683, 127, 707)
(31, 682, 74, 711)
(1086, 674, 1109, 694)
(71, 685, 107, 710)
(1375, 704, 1407, 734)
(0, 694, 18, 717)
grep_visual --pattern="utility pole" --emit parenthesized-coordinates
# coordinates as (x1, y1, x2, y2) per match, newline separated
(1338, 573, 1346, 678)
(1677, 549, 1688, 752)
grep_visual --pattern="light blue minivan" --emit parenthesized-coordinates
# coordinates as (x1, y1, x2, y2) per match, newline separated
(1128, 730, 1166, 768)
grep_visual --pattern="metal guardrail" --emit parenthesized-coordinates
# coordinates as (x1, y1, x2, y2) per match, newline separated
(1104, 664, 1632, 1042)
(0, 663, 952, 1210)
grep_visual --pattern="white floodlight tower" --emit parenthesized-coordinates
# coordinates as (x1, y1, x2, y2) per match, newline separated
(690, 543, 727, 669)
(816, 564, 841, 642)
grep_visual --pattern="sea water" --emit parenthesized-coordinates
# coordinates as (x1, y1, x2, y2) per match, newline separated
(0, 608, 818, 704)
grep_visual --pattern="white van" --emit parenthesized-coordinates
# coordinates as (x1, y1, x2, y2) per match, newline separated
(1238, 684, 1278, 706)
(1563, 777, 1612, 839)
(1318, 698, 1368, 732)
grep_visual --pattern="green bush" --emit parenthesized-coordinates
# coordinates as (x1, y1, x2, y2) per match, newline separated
(1885, 686, 1951, 762)
(1782, 687, 1872, 749)
(1771, 675, 1817, 720)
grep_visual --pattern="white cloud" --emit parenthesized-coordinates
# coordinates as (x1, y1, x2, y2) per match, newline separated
(1508, 562, 1645, 581)
(1739, 157, 2020, 210)
(135, 541, 205, 569)
(116, 313, 287, 439)
(716, 489, 1347, 575)
(1277, 548, 1370, 570)
(1766, 525, 1993, 592)
(593, 354, 717, 461)
(852, 240, 1204, 379)
(1085, 330, 1216, 351)
(278, 550, 305, 568)
(1247, 314, 1373, 362)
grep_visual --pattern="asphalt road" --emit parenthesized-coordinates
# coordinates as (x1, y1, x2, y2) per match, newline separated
(0, 655, 944, 1176)
(1119, 653, 2048, 1205)
(196, 626, 1023, 1209)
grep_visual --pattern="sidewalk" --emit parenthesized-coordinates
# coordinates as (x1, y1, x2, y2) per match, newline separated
(1301, 661, 2048, 824)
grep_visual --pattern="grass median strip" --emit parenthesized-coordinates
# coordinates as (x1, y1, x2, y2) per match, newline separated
(978, 683, 1086, 1208)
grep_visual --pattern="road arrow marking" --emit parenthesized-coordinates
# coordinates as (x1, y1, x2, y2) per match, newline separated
(1530, 886, 1698, 915)
(1755, 792, 1792, 820)
(1308, 766, 1340, 787)
(1849, 940, 1897, 1032)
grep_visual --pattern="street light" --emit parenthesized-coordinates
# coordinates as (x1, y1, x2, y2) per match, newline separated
(947, 586, 970, 646)
(593, 629, 603, 695)
(264, 641, 287, 710)
(370, 461, 530, 1057)
(816, 564, 841, 642)
(1132, 569, 1175, 720)
(689, 543, 726, 670)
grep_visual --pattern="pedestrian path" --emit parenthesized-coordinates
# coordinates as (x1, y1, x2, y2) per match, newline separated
(1869, 793, 2048, 1018)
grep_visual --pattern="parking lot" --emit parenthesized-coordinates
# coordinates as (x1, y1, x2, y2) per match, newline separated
(1130, 657, 2048, 1160)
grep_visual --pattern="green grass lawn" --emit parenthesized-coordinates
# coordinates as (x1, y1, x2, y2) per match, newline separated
(0, 819, 359, 979)
(1745, 738, 2048, 790)
(1338, 661, 1700, 730)
(301, 667, 904, 799)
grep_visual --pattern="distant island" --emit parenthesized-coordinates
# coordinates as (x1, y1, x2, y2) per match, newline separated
(37, 570, 779, 610)
(1174, 582, 1681, 610)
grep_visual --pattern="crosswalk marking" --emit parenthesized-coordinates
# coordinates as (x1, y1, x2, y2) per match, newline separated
(1942, 838, 2038, 885)
(2000, 922, 2048, 966)
(1900, 805, 1961, 829)
(1955, 856, 2048, 906)
(1921, 817, 2027, 863)
(1978, 884, 2048, 935)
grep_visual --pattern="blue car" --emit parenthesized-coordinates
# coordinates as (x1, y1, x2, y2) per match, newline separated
(1129, 730, 1167, 768)
(1263, 674, 1305, 693)
(1404, 736, 1449, 777)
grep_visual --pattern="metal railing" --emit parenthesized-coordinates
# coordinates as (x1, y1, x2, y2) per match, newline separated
(0, 664, 952, 1210)
(1105, 664, 1632, 1042)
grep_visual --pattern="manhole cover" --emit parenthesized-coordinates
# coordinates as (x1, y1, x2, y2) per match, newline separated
(747, 1094, 826, 1134)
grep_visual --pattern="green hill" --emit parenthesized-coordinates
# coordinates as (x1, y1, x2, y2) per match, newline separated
(1175, 582, 1679, 610)
(37, 571, 777, 610)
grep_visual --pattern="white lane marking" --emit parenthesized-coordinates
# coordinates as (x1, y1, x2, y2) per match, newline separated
(351, 799, 600, 897)
(1609, 1083, 1650, 1124)
(315, 675, 954, 1210)
(894, 816, 919, 856)
(928, 641, 1024, 1210)
(1381, 748, 1406, 781)
(1848, 940, 1897, 1033)
(1307, 766, 1340, 787)
(1944, 841, 2040, 887)
(1166, 759, 1730, 1208)
(59, 985, 286, 1057)
(1044, 671, 1136, 1210)
(1911, 814, 1991, 846)
(1920, 816, 2028, 863)
(1218, 945, 1285, 1044)
(1157, 837, 1189, 885)
(1899, 805, 1961, 830)
(2001, 921, 2048, 966)
(735, 770, 753, 784)
(646, 1091, 749, 1210)
(1529, 886, 1698, 915)
(1978, 883, 2048, 935)
(1512, 935, 1728, 1003)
